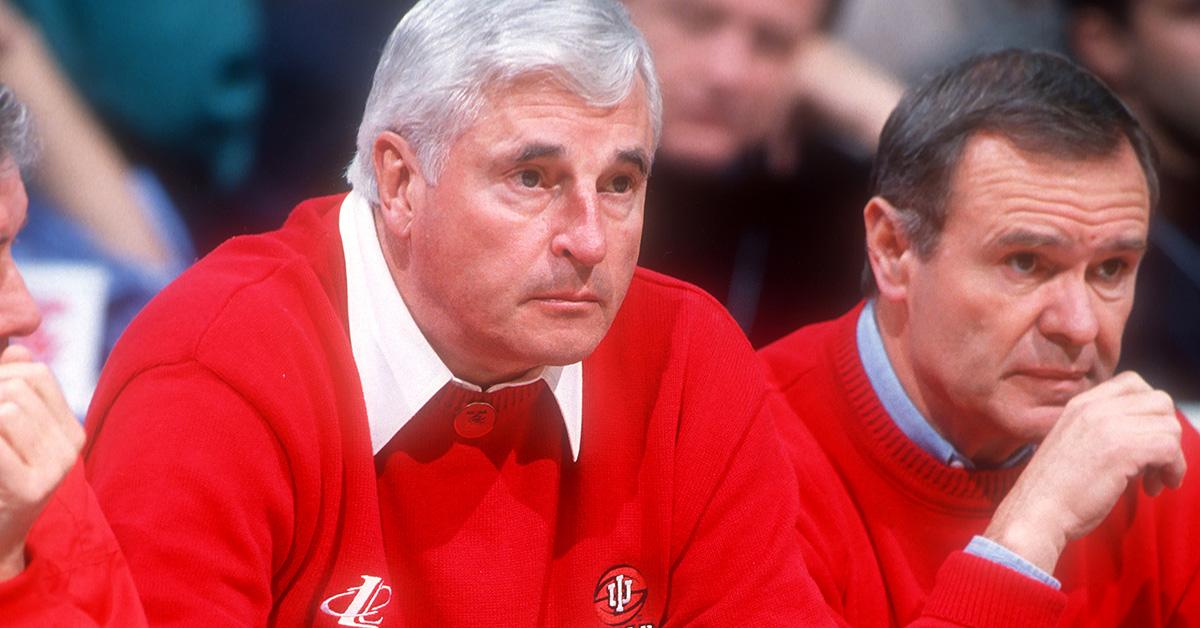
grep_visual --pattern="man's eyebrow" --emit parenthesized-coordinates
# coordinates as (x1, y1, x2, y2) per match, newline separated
(994, 230, 1067, 249)
(994, 230, 1147, 254)
(1097, 236, 1147, 254)
(512, 143, 563, 163)
(616, 148, 649, 175)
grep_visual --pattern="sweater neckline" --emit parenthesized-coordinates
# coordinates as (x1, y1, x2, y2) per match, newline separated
(827, 304, 1025, 512)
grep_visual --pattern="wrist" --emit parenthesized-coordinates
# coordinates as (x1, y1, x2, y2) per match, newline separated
(983, 507, 1067, 575)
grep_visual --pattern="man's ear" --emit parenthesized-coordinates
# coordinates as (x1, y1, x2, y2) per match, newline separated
(372, 131, 428, 238)
(1069, 9, 1134, 91)
(864, 196, 914, 301)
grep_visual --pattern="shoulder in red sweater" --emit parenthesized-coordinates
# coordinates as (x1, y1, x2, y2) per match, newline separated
(762, 303, 1200, 627)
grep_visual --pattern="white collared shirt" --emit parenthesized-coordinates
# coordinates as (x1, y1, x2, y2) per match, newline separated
(338, 191, 584, 459)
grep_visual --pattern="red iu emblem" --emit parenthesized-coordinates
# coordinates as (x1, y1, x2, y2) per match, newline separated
(593, 565, 648, 625)
(319, 575, 392, 626)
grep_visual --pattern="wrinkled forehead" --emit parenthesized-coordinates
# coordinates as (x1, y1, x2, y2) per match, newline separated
(468, 73, 655, 143)
(945, 134, 1151, 234)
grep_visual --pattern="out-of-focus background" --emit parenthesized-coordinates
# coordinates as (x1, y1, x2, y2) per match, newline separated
(2, 0, 1195, 423)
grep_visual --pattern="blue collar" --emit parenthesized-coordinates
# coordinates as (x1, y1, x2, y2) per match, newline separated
(856, 300, 1031, 469)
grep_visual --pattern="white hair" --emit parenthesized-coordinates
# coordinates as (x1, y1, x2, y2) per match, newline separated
(0, 85, 37, 172)
(345, 0, 662, 203)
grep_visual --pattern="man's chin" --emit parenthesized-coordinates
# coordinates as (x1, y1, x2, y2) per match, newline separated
(518, 325, 608, 368)
(994, 402, 1066, 444)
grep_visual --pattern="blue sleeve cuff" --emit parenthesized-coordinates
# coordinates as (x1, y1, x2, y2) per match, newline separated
(965, 536, 1061, 590)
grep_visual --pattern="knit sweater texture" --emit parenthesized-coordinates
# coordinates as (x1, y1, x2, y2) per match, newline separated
(0, 462, 145, 625)
(83, 194, 832, 627)
(761, 303, 1200, 626)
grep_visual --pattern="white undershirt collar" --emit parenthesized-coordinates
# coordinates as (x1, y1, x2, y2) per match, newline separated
(339, 191, 583, 459)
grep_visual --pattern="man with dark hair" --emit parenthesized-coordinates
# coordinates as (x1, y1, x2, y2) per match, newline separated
(0, 85, 144, 625)
(764, 49, 1200, 625)
(1064, 0, 1200, 412)
(81, 0, 831, 625)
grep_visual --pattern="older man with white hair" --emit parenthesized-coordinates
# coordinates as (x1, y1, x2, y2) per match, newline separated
(82, 0, 830, 625)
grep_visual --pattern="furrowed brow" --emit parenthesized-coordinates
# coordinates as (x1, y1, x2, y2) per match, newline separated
(1097, 236, 1146, 254)
(616, 148, 650, 176)
(512, 143, 563, 163)
(994, 230, 1068, 249)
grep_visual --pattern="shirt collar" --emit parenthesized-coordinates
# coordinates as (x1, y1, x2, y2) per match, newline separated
(338, 191, 584, 459)
(856, 300, 1031, 469)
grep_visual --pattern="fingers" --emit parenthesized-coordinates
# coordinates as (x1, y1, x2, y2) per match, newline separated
(0, 360, 78, 440)
(1070, 370, 1151, 407)
(0, 376, 80, 456)
(1123, 412, 1187, 496)
(0, 356, 84, 469)
(0, 344, 32, 364)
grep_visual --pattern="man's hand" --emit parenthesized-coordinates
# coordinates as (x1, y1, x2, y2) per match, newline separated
(0, 344, 84, 580)
(984, 371, 1186, 574)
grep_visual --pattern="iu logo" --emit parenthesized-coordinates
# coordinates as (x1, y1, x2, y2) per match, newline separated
(320, 575, 392, 627)
(592, 565, 648, 625)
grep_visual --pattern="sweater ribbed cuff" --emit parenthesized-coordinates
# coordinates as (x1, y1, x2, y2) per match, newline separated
(923, 551, 1066, 627)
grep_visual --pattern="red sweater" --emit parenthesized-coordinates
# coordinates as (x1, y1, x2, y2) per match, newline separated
(82, 194, 833, 627)
(0, 462, 146, 626)
(762, 303, 1200, 626)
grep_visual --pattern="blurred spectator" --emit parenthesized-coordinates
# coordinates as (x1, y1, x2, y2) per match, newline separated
(0, 2, 194, 411)
(627, 0, 903, 346)
(9, 0, 265, 252)
(1064, 0, 1200, 409)
(230, 0, 415, 245)
(835, 0, 1068, 84)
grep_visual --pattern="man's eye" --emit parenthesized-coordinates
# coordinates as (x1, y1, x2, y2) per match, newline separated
(517, 170, 541, 188)
(607, 175, 633, 194)
(1005, 253, 1038, 274)
(1095, 258, 1128, 281)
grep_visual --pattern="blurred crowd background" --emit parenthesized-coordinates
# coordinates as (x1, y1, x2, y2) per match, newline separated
(1, 0, 1195, 418)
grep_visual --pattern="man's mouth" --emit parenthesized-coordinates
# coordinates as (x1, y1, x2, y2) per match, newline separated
(1007, 367, 1093, 401)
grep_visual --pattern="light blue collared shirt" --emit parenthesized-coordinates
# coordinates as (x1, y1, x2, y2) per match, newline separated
(856, 301, 1060, 589)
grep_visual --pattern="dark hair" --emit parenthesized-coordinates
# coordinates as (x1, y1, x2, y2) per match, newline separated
(0, 85, 35, 172)
(862, 48, 1157, 295)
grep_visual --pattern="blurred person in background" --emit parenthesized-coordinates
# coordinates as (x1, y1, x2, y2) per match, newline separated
(0, 1, 197, 410)
(1065, 0, 1200, 412)
(8, 0, 263, 254)
(0, 84, 144, 626)
(834, 0, 1068, 84)
(242, 0, 415, 231)
(625, 0, 905, 346)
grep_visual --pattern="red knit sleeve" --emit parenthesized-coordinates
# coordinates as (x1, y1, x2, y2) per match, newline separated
(85, 362, 294, 626)
(660, 293, 836, 626)
(0, 463, 146, 626)
(915, 551, 1066, 626)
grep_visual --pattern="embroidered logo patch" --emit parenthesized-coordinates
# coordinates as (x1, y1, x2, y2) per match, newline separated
(592, 565, 648, 625)
(320, 574, 392, 626)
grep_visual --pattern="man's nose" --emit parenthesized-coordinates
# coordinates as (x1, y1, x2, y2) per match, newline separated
(550, 188, 607, 267)
(1038, 274, 1100, 348)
